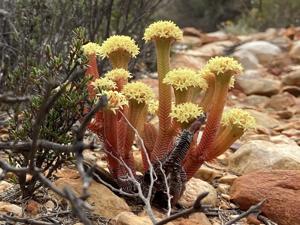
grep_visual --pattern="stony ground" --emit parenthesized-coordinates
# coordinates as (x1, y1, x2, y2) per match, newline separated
(1, 27, 300, 225)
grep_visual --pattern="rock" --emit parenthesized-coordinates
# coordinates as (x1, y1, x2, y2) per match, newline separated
(241, 95, 270, 108)
(217, 184, 230, 194)
(289, 40, 300, 60)
(182, 27, 203, 37)
(110, 212, 152, 225)
(0, 181, 13, 193)
(54, 178, 130, 218)
(230, 170, 300, 225)
(173, 212, 212, 225)
(45, 200, 55, 210)
(178, 178, 217, 207)
(25, 200, 40, 215)
(0, 202, 22, 216)
(246, 109, 281, 129)
(171, 53, 206, 70)
(192, 40, 234, 57)
(194, 165, 222, 182)
(270, 36, 292, 50)
(237, 76, 281, 96)
(276, 110, 293, 119)
(265, 92, 296, 110)
(282, 70, 300, 86)
(133, 150, 144, 172)
(282, 85, 300, 97)
(179, 36, 202, 46)
(228, 140, 300, 175)
(270, 135, 299, 146)
(218, 174, 238, 185)
(232, 50, 261, 70)
(55, 168, 80, 179)
(236, 41, 282, 64)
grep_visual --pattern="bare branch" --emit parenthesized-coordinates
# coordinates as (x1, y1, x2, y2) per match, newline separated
(0, 215, 53, 225)
(224, 199, 266, 225)
(0, 93, 31, 103)
(0, 140, 99, 153)
(155, 192, 209, 225)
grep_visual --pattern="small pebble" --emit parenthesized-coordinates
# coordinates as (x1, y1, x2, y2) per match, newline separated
(221, 193, 231, 201)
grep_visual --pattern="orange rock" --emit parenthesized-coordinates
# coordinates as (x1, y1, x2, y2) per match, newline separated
(25, 200, 40, 215)
(230, 170, 300, 225)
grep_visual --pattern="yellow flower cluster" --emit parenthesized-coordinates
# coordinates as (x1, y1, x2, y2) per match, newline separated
(148, 99, 158, 115)
(105, 68, 132, 81)
(205, 56, 243, 78)
(221, 108, 256, 131)
(122, 82, 154, 104)
(92, 77, 116, 92)
(100, 35, 140, 58)
(82, 42, 101, 56)
(103, 90, 128, 113)
(163, 68, 207, 91)
(170, 102, 204, 123)
(144, 20, 183, 42)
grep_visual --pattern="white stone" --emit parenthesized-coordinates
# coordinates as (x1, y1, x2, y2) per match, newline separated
(236, 41, 281, 63)
(178, 178, 217, 207)
(229, 140, 300, 175)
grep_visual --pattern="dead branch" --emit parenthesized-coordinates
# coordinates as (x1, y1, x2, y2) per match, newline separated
(155, 192, 209, 225)
(0, 140, 99, 153)
(0, 93, 31, 103)
(224, 199, 266, 225)
(0, 214, 53, 225)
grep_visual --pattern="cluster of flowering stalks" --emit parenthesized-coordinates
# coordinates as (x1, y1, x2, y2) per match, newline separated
(82, 21, 255, 194)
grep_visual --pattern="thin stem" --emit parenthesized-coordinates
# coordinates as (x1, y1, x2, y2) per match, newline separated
(151, 39, 173, 161)
(184, 79, 230, 179)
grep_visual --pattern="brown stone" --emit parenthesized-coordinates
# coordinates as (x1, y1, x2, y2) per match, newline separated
(265, 92, 296, 111)
(54, 178, 130, 218)
(173, 212, 212, 225)
(230, 170, 300, 225)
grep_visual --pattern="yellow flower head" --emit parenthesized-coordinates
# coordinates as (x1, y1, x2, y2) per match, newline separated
(148, 99, 158, 115)
(82, 42, 101, 56)
(102, 90, 128, 113)
(105, 68, 132, 81)
(100, 35, 140, 58)
(221, 108, 256, 131)
(205, 56, 243, 79)
(170, 102, 204, 124)
(144, 20, 183, 42)
(92, 77, 116, 92)
(122, 82, 154, 104)
(163, 68, 207, 91)
(198, 68, 214, 81)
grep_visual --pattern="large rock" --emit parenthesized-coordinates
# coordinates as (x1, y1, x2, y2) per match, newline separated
(282, 70, 300, 86)
(171, 53, 206, 70)
(192, 40, 234, 57)
(265, 92, 296, 110)
(230, 170, 300, 225)
(110, 212, 152, 225)
(237, 76, 281, 96)
(232, 50, 261, 70)
(173, 213, 212, 225)
(289, 40, 300, 60)
(236, 41, 282, 64)
(228, 140, 300, 175)
(178, 178, 217, 207)
(246, 109, 281, 129)
(54, 178, 130, 218)
(0, 202, 22, 216)
(241, 95, 270, 108)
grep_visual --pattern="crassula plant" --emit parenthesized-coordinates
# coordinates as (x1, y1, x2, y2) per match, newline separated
(82, 21, 256, 204)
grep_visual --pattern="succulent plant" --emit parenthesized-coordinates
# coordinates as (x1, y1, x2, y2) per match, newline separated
(83, 20, 256, 205)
